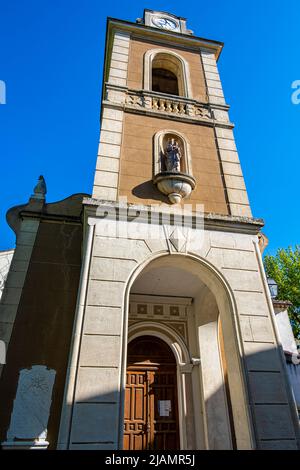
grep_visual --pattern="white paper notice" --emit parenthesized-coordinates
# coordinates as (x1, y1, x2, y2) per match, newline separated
(159, 400, 171, 417)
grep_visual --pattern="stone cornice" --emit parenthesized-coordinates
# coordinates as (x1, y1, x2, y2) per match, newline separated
(107, 17, 224, 60)
(7, 193, 89, 235)
(82, 198, 264, 235)
(272, 299, 293, 309)
(19, 210, 82, 225)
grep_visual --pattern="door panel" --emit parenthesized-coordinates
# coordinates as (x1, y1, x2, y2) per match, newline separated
(150, 369, 178, 450)
(124, 371, 148, 450)
(124, 336, 179, 450)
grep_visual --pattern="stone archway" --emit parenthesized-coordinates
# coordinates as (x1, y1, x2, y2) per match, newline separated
(120, 253, 253, 450)
(127, 322, 192, 449)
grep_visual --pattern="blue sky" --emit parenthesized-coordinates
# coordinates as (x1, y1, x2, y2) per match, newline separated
(0, 0, 299, 255)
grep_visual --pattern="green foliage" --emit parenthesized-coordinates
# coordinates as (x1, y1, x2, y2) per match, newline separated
(264, 245, 300, 339)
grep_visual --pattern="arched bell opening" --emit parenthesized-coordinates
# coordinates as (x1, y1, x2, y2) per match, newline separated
(144, 49, 192, 98)
(152, 68, 179, 96)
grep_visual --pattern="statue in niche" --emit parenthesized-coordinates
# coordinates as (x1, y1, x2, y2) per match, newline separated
(165, 138, 182, 172)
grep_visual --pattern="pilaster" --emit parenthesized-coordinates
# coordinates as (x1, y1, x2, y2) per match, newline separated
(200, 49, 252, 218)
(93, 31, 130, 201)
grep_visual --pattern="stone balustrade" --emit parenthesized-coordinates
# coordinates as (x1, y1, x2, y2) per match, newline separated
(151, 96, 188, 115)
(125, 90, 212, 120)
(105, 83, 214, 122)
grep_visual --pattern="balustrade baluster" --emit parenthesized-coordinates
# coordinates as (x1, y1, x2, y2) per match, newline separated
(179, 103, 186, 114)
(159, 99, 166, 111)
(173, 102, 179, 113)
(166, 100, 172, 112)
(152, 97, 159, 110)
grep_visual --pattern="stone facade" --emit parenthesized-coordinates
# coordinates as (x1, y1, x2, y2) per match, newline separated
(56, 203, 299, 450)
(0, 9, 299, 451)
(79, 9, 298, 449)
(0, 192, 88, 449)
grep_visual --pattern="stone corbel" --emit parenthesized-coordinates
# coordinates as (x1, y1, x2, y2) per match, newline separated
(191, 357, 201, 366)
(179, 358, 201, 374)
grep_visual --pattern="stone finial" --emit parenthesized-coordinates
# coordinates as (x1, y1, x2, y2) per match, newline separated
(32, 175, 47, 200)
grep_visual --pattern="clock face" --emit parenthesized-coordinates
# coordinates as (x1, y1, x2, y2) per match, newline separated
(152, 17, 178, 31)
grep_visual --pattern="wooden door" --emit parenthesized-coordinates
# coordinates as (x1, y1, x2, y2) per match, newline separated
(123, 369, 148, 450)
(124, 336, 179, 450)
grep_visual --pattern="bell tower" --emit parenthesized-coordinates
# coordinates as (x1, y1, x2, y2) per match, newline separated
(92, 9, 252, 217)
(57, 10, 300, 450)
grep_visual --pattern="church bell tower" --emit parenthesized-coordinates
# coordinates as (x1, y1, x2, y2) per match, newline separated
(56, 10, 300, 450)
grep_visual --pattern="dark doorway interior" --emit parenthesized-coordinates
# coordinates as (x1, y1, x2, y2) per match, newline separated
(152, 68, 179, 96)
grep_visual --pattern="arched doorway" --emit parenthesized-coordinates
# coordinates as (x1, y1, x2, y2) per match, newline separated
(120, 253, 253, 449)
(123, 336, 180, 450)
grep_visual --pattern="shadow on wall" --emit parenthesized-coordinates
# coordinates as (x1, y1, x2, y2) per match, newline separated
(56, 344, 300, 451)
(132, 180, 170, 203)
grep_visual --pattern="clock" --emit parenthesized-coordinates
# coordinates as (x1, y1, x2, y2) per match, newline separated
(151, 17, 179, 31)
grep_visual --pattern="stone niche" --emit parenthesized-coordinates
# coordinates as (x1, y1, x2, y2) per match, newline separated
(2, 365, 56, 449)
(153, 130, 196, 204)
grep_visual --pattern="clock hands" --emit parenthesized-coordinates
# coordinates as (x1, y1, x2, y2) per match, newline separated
(152, 17, 177, 30)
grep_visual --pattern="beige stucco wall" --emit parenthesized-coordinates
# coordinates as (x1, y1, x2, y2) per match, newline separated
(119, 113, 229, 213)
(127, 38, 207, 102)
(93, 29, 252, 218)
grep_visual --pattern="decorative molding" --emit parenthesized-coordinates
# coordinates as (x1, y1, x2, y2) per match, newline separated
(104, 84, 234, 127)
(130, 294, 192, 305)
(107, 19, 223, 60)
(169, 227, 189, 253)
(179, 363, 194, 374)
(129, 294, 191, 342)
(83, 199, 265, 235)
(130, 301, 188, 317)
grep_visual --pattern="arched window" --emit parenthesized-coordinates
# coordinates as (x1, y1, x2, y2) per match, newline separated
(144, 49, 192, 98)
